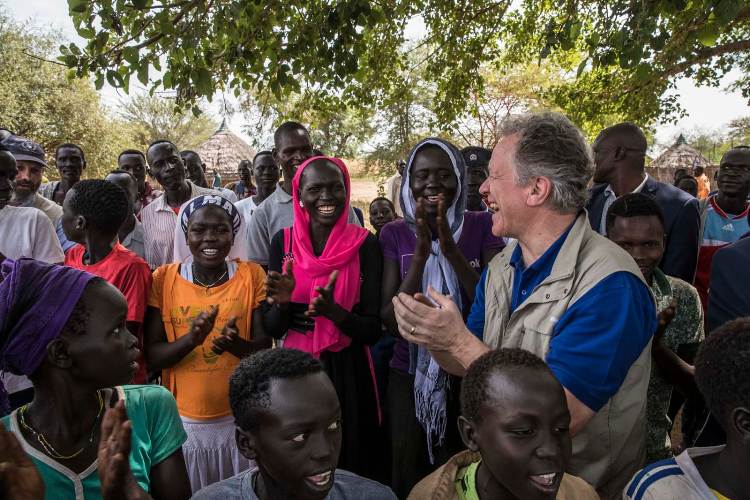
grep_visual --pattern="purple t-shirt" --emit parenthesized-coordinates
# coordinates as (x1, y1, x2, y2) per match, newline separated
(380, 211, 505, 372)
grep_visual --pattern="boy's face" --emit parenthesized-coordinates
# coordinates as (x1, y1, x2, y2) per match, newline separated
(369, 199, 395, 231)
(459, 367, 572, 500)
(607, 214, 665, 286)
(238, 372, 342, 500)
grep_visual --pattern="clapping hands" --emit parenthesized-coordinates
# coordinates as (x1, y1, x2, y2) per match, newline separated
(266, 260, 296, 306)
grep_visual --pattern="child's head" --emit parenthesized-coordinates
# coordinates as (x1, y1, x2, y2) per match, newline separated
(180, 195, 242, 268)
(230, 348, 342, 500)
(369, 197, 396, 232)
(61, 179, 129, 244)
(459, 348, 572, 499)
(695, 318, 750, 447)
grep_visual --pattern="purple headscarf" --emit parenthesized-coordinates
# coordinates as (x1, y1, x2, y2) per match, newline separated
(0, 259, 96, 415)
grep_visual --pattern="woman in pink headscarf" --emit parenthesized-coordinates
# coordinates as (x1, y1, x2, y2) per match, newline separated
(265, 156, 384, 480)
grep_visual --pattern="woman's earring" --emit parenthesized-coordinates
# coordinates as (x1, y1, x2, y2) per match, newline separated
(299, 200, 304, 207)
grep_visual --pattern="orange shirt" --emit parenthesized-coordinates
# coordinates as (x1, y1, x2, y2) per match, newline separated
(148, 261, 266, 420)
(697, 173, 711, 199)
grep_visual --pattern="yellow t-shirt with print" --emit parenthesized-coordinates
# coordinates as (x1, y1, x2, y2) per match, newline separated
(149, 261, 266, 420)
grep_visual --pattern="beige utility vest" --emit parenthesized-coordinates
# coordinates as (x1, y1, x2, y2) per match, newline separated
(483, 212, 653, 500)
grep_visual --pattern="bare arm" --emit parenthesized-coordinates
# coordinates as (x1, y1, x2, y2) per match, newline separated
(143, 306, 217, 372)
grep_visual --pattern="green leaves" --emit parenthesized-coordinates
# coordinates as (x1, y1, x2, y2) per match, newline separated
(57, 0, 750, 131)
(68, 0, 88, 14)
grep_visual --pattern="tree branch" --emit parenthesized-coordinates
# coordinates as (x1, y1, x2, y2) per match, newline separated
(628, 38, 750, 93)
(22, 50, 67, 66)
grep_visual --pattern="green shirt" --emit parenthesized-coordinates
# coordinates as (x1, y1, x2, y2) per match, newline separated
(1, 385, 187, 500)
(455, 460, 480, 500)
(646, 269, 704, 462)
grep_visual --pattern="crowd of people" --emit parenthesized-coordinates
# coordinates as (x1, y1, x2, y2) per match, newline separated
(0, 112, 748, 500)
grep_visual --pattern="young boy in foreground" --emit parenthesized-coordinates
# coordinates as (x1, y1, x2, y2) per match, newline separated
(624, 318, 750, 500)
(192, 348, 397, 500)
(408, 348, 598, 500)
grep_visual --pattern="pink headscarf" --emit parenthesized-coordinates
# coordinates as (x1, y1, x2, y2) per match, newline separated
(283, 156, 369, 357)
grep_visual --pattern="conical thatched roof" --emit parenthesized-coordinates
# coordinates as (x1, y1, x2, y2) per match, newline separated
(646, 134, 716, 183)
(195, 120, 256, 183)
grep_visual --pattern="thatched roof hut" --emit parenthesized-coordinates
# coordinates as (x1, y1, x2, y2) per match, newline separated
(195, 119, 256, 184)
(647, 134, 716, 184)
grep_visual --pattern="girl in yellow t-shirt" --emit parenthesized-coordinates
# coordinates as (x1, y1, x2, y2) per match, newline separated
(144, 194, 270, 493)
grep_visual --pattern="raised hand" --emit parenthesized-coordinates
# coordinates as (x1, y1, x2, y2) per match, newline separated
(266, 260, 296, 306)
(654, 300, 677, 345)
(414, 197, 432, 260)
(212, 316, 243, 356)
(436, 193, 458, 257)
(0, 421, 44, 500)
(307, 271, 344, 322)
(97, 401, 151, 500)
(188, 306, 219, 349)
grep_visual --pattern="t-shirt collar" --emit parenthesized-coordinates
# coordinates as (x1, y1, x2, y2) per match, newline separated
(276, 184, 292, 203)
(650, 267, 672, 299)
(154, 181, 199, 212)
(605, 173, 649, 198)
(510, 220, 576, 274)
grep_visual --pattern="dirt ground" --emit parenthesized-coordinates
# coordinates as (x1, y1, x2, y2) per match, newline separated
(350, 177, 381, 203)
(349, 177, 382, 231)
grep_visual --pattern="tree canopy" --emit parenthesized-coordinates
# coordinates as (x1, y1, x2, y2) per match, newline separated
(118, 92, 218, 149)
(63, 0, 749, 129)
(0, 8, 133, 178)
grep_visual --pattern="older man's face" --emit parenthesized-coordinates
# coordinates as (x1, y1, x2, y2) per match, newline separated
(480, 135, 529, 238)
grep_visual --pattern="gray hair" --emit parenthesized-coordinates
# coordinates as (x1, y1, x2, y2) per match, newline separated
(500, 112, 593, 213)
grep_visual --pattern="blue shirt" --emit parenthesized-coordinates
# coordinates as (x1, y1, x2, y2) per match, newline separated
(466, 228, 656, 412)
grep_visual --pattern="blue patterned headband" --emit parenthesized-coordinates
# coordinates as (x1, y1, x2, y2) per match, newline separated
(180, 195, 242, 237)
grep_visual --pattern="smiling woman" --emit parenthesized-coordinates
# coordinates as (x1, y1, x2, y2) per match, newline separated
(264, 156, 385, 481)
(144, 194, 272, 493)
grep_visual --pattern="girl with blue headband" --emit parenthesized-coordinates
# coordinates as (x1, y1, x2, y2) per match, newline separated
(144, 194, 271, 493)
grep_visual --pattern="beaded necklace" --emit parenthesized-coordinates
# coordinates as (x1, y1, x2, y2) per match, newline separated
(18, 390, 104, 460)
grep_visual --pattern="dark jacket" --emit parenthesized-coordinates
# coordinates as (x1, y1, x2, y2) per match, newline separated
(707, 236, 750, 333)
(587, 176, 701, 283)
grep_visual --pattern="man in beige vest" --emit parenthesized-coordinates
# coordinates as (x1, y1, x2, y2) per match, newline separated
(393, 112, 657, 499)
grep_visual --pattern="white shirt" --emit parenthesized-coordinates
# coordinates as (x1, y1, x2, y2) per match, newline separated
(600, 173, 649, 235)
(217, 187, 238, 203)
(0, 205, 64, 263)
(140, 181, 220, 269)
(623, 446, 726, 500)
(236, 196, 258, 225)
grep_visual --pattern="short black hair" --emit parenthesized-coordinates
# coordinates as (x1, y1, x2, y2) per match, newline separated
(695, 318, 750, 429)
(370, 197, 395, 211)
(59, 278, 106, 338)
(720, 145, 750, 164)
(117, 149, 145, 162)
(229, 348, 325, 431)
(605, 192, 665, 234)
(273, 121, 309, 148)
(253, 151, 273, 164)
(108, 169, 134, 177)
(461, 348, 552, 423)
(180, 149, 200, 159)
(597, 122, 647, 151)
(676, 174, 698, 186)
(68, 180, 129, 235)
(147, 139, 177, 153)
(55, 143, 85, 161)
